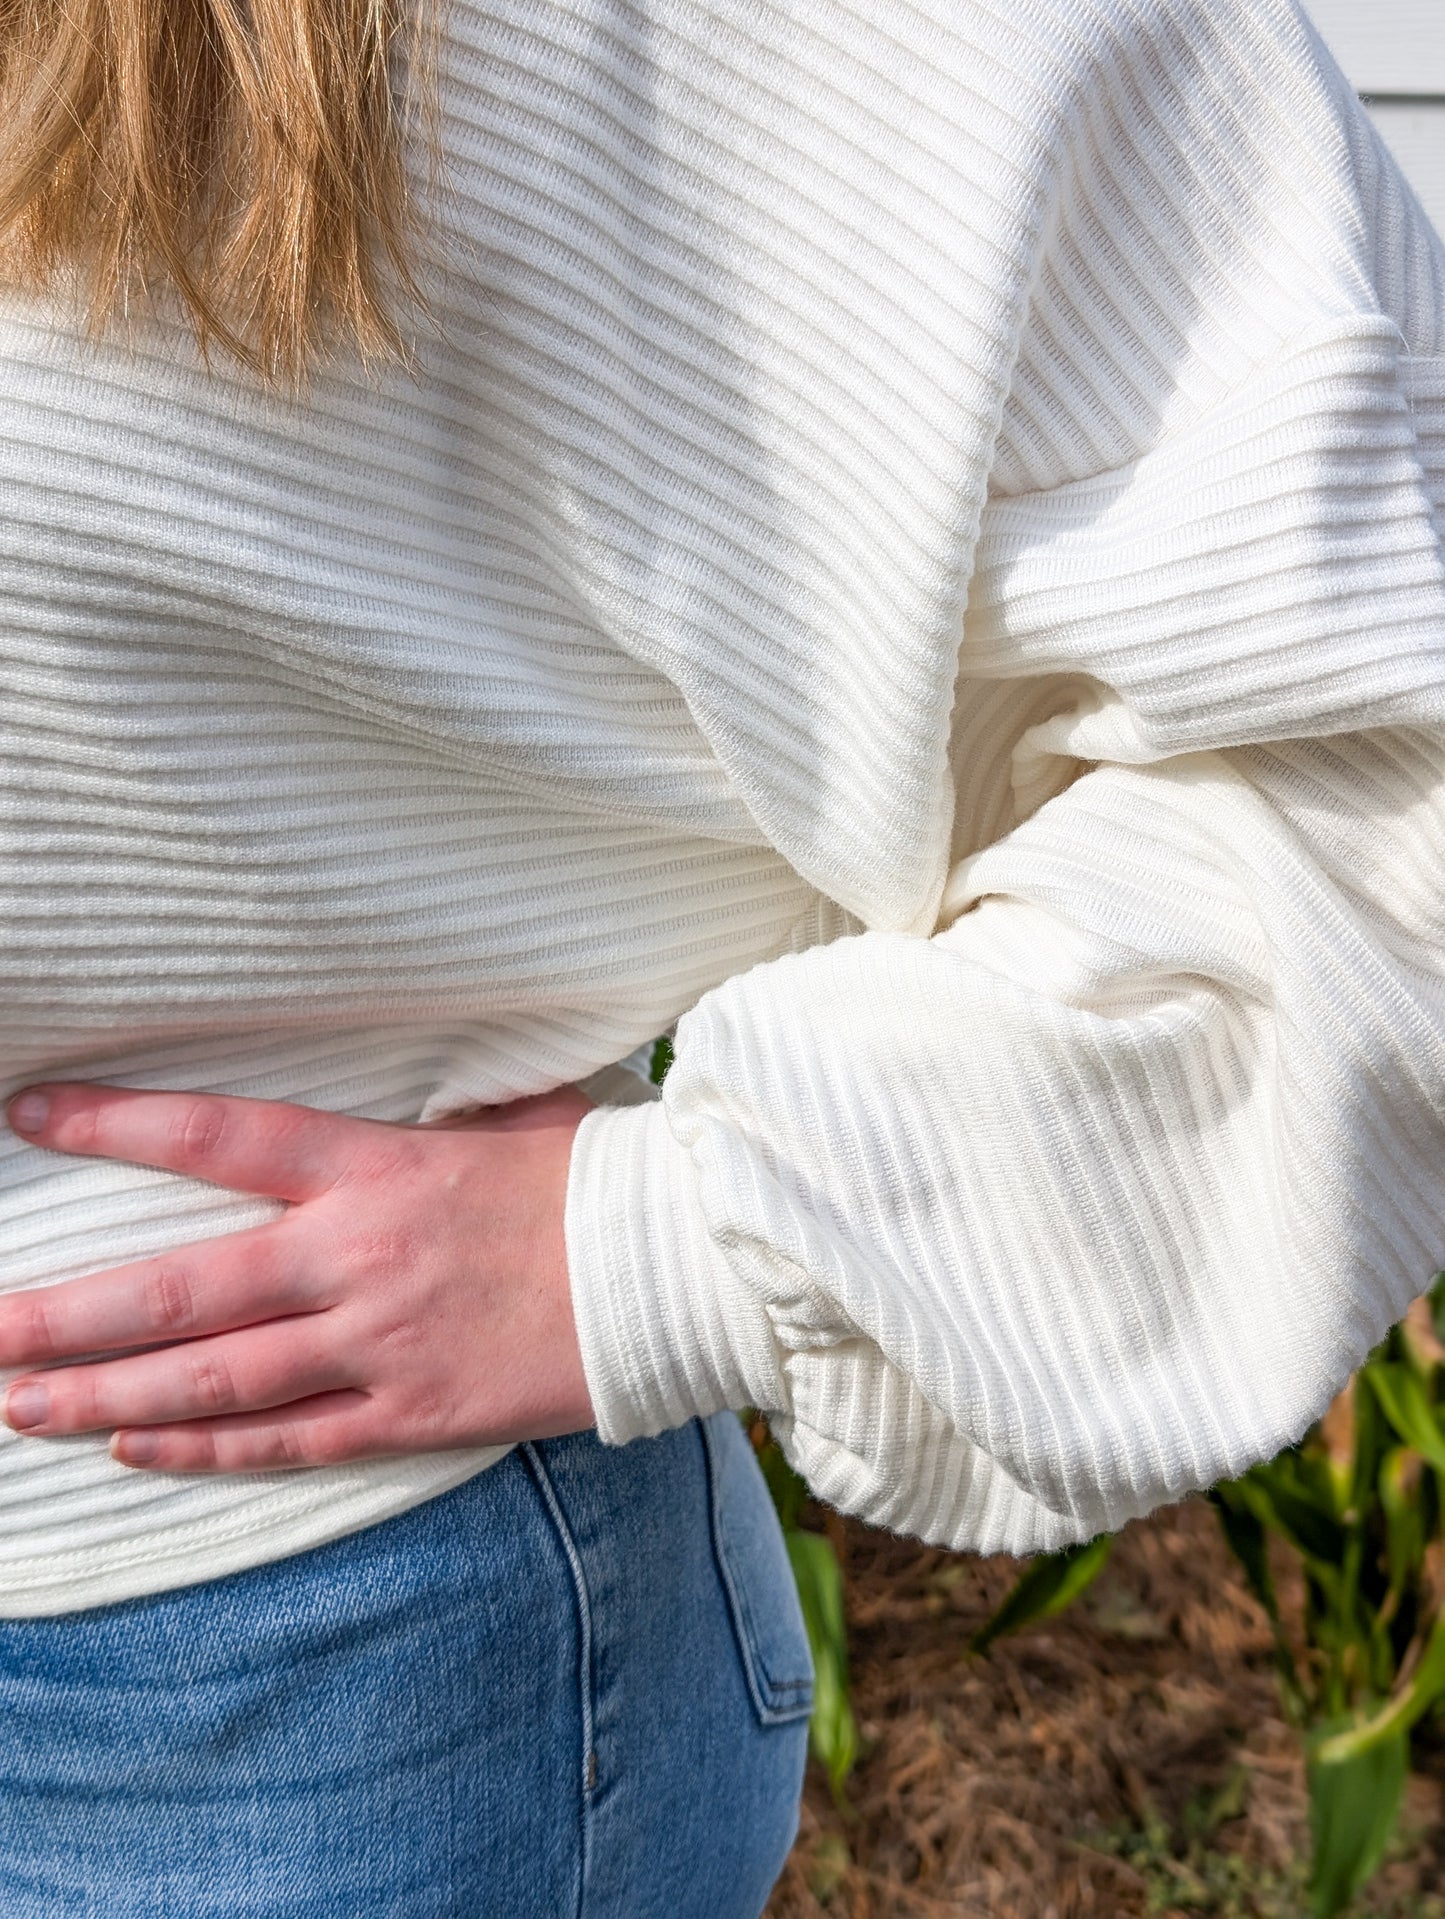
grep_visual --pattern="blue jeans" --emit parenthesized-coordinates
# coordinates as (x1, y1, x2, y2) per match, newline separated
(0, 1414, 812, 1917)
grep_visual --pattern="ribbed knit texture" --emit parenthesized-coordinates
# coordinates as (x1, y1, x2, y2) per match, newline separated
(567, 0, 1445, 1552)
(1, 0, 1442, 1607)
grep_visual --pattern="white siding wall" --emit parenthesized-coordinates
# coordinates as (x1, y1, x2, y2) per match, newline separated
(1304, 0, 1445, 235)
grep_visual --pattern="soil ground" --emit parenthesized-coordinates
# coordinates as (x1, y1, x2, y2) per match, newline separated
(765, 1500, 1445, 1919)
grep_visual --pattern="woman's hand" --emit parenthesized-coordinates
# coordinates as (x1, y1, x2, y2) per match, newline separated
(0, 1083, 596, 1471)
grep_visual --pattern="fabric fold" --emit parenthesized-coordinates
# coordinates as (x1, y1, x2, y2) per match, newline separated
(564, 3, 1445, 1555)
(565, 1099, 785, 1445)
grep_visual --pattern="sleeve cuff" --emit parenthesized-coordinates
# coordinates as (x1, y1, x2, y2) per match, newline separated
(564, 1098, 785, 1445)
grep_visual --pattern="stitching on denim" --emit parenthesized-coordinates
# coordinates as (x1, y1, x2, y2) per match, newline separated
(704, 1423, 812, 1700)
(522, 1442, 595, 1919)
(700, 1421, 814, 1724)
(700, 1420, 769, 1722)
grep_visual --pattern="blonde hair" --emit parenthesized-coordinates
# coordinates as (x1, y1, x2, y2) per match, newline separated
(0, 0, 424, 378)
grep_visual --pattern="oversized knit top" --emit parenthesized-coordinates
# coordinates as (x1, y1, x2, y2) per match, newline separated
(1, 0, 1443, 1614)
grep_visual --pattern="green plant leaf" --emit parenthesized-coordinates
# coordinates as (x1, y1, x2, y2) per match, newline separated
(1211, 1484, 1304, 1717)
(1378, 1447, 1426, 1602)
(1367, 1363, 1445, 1476)
(1316, 1609, 1445, 1767)
(967, 1533, 1113, 1655)
(1306, 1725, 1408, 1918)
(786, 1528, 858, 1801)
(753, 1425, 806, 1533)
(1211, 1484, 1277, 1618)
(1245, 1466, 1349, 1570)
(1349, 1372, 1389, 1515)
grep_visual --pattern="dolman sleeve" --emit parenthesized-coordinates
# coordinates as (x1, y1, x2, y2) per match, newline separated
(564, 2, 1445, 1554)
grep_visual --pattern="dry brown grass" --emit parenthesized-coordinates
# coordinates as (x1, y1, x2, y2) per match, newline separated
(766, 1500, 1445, 1919)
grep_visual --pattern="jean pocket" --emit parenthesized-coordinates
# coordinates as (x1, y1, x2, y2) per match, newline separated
(701, 1412, 814, 1728)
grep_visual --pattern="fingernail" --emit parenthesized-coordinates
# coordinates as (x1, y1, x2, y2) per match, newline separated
(5, 1383, 49, 1430)
(113, 1431, 160, 1467)
(7, 1090, 50, 1136)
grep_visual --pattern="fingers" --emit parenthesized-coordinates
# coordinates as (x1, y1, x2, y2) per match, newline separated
(110, 1392, 375, 1473)
(5, 1084, 385, 1202)
(3, 1320, 354, 1437)
(0, 1226, 317, 1369)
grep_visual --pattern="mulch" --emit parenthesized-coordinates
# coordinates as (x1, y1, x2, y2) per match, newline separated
(765, 1498, 1445, 1919)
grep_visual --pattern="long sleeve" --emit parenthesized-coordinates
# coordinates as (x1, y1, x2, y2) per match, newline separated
(564, 0, 1445, 1553)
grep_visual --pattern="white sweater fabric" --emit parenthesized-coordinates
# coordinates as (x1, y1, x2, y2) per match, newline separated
(1, 0, 1443, 1613)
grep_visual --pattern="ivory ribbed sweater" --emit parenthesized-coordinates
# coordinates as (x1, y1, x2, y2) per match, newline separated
(1, 0, 1443, 1613)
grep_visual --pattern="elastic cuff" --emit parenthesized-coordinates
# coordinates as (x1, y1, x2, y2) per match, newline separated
(564, 1100, 785, 1445)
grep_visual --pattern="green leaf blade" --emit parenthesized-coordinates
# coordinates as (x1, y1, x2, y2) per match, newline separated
(786, 1528, 859, 1801)
(1367, 1364, 1445, 1476)
(1306, 1728, 1408, 1918)
(968, 1533, 1113, 1656)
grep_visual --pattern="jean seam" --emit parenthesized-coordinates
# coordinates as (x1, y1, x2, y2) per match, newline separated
(700, 1420, 814, 1725)
(522, 1442, 595, 1919)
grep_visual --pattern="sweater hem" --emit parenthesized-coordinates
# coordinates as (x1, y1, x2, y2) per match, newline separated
(0, 1447, 509, 1617)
